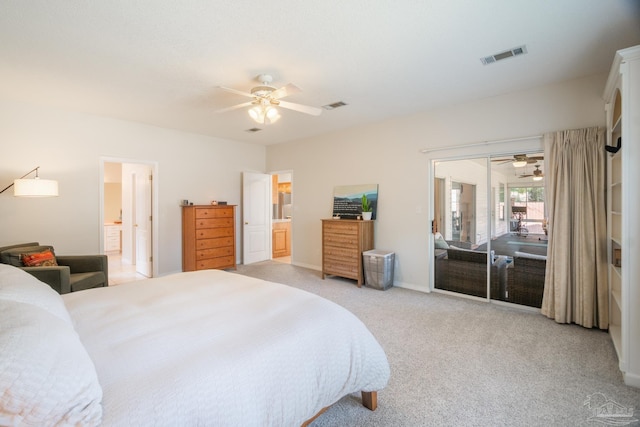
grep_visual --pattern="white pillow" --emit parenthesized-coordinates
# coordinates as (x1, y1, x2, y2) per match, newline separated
(514, 251, 547, 261)
(0, 264, 72, 324)
(434, 233, 449, 249)
(0, 300, 103, 426)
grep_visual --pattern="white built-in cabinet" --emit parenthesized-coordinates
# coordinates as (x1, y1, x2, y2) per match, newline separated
(104, 224, 122, 253)
(604, 45, 640, 388)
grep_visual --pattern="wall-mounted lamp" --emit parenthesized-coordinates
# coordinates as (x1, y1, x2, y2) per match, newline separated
(0, 166, 59, 197)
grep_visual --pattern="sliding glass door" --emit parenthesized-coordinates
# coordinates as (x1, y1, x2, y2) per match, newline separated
(433, 152, 547, 306)
(433, 158, 490, 299)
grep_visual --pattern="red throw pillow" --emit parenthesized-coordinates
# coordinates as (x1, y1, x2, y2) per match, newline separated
(21, 250, 58, 267)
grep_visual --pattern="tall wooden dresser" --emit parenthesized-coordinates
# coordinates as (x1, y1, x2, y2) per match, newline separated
(322, 219, 374, 287)
(182, 205, 236, 271)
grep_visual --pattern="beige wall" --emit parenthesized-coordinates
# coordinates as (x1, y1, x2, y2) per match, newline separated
(0, 99, 265, 275)
(103, 182, 121, 223)
(266, 74, 607, 291)
(0, 73, 607, 284)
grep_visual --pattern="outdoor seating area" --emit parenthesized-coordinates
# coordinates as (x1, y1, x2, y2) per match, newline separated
(434, 234, 547, 308)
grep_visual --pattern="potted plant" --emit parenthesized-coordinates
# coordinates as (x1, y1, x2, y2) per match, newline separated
(361, 194, 373, 220)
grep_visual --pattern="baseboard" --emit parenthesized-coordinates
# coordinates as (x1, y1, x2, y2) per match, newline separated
(623, 371, 640, 388)
(289, 263, 428, 293)
(291, 261, 321, 271)
(393, 282, 429, 293)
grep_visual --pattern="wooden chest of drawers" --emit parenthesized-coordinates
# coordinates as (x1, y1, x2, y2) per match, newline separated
(322, 219, 374, 287)
(182, 205, 236, 271)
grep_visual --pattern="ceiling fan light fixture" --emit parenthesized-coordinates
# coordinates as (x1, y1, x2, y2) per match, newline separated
(512, 160, 528, 168)
(248, 105, 280, 125)
(248, 105, 262, 122)
(533, 176, 543, 181)
(265, 106, 280, 123)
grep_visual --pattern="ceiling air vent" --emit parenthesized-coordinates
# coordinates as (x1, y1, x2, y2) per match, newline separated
(245, 127, 262, 133)
(480, 45, 528, 65)
(322, 101, 348, 110)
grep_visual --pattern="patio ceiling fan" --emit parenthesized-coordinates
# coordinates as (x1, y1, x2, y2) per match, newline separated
(492, 154, 544, 167)
(216, 74, 322, 125)
(519, 165, 544, 180)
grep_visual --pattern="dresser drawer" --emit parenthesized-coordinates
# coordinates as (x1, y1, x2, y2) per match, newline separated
(195, 218, 234, 229)
(323, 222, 359, 235)
(196, 256, 235, 270)
(105, 228, 120, 238)
(196, 237, 234, 250)
(196, 246, 234, 260)
(196, 227, 234, 239)
(323, 260, 359, 277)
(323, 233, 359, 247)
(195, 208, 234, 219)
(324, 256, 357, 270)
(324, 246, 359, 260)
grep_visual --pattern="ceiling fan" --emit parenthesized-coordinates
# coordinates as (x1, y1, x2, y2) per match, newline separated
(492, 154, 544, 167)
(216, 74, 322, 125)
(519, 164, 544, 181)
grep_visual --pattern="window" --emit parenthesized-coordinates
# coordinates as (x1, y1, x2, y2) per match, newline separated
(510, 186, 545, 234)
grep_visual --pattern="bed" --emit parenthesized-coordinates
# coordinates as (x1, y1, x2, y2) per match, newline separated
(0, 264, 390, 426)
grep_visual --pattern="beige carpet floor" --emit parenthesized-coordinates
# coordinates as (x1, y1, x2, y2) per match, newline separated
(235, 261, 640, 427)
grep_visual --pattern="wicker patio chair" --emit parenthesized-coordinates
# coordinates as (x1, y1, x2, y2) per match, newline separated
(435, 248, 508, 300)
(507, 255, 546, 308)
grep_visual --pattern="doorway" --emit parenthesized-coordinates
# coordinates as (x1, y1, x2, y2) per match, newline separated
(451, 181, 476, 243)
(271, 172, 292, 264)
(101, 159, 157, 284)
(241, 171, 293, 265)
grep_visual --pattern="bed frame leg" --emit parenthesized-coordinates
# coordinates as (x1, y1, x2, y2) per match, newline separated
(361, 391, 378, 411)
(301, 407, 327, 427)
(302, 392, 378, 426)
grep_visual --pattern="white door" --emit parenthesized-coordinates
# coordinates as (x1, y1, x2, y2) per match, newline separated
(134, 167, 152, 277)
(243, 172, 271, 264)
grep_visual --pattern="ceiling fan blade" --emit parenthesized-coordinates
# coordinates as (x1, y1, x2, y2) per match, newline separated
(277, 100, 322, 116)
(216, 101, 254, 114)
(217, 86, 255, 98)
(269, 83, 302, 100)
(491, 159, 513, 165)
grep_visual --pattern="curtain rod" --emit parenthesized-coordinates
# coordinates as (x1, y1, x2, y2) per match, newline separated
(420, 134, 542, 154)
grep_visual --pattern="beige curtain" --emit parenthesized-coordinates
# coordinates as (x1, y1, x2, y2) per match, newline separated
(541, 127, 608, 329)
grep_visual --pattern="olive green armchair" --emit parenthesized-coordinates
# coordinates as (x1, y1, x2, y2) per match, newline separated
(0, 242, 108, 294)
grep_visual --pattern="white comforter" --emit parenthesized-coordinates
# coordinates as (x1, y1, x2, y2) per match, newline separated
(62, 270, 389, 426)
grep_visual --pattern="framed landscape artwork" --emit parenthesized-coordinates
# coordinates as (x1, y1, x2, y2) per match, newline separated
(332, 184, 378, 220)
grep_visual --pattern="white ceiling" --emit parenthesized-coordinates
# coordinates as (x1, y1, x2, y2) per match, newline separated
(1, 1, 639, 146)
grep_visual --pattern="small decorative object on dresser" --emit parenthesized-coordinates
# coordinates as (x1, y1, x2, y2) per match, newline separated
(361, 194, 373, 220)
(182, 205, 236, 271)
